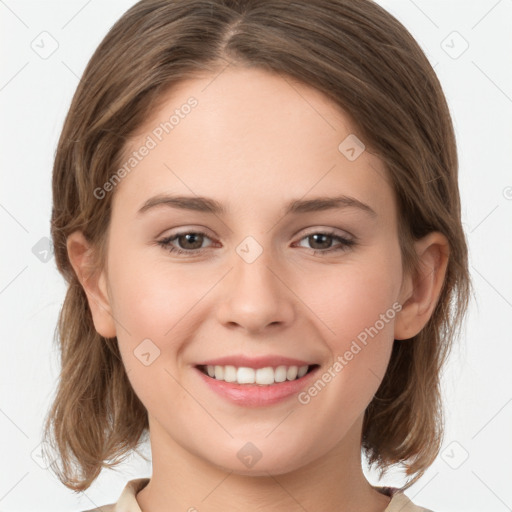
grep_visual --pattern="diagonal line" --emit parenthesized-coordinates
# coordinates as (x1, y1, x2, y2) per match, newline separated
(79, 490, 103, 511)
(61, 60, 81, 81)
(201, 59, 232, 93)
(472, 61, 512, 104)
(61, 0, 93, 29)
(472, 0, 503, 29)
(0, 266, 28, 295)
(265, 266, 336, 335)
(0, 61, 29, 92)
(265, 409, 295, 438)
(368, 367, 383, 382)
(0, 408, 29, 438)
(265, 472, 310, 512)
(471, 397, 512, 439)
(0, 202, 29, 232)
(471, 265, 512, 308)
(164, 367, 234, 438)
(470, 204, 499, 233)
(0, 472, 29, 502)
(407, 0, 439, 29)
(398, 472, 439, 512)
(0, 0, 29, 28)
(278, 72, 337, 131)
(163, 267, 233, 336)
(472, 470, 512, 509)
(265, 164, 336, 234)
(201, 471, 233, 502)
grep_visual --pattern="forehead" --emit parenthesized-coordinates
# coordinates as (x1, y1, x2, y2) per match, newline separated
(113, 66, 394, 221)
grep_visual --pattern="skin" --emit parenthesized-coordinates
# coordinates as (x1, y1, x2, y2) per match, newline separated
(67, 66, 449, 512)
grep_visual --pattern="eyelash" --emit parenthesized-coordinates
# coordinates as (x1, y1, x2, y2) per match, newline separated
(156, 230, 356, 256)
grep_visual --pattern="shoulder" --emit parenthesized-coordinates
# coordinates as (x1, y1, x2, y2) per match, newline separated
(386, 491, 434, 512)
(77, 477, 150, 512)
(80, 505, 115, 512)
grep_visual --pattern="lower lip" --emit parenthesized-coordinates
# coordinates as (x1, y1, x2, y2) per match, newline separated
(194, 366, 320, 407)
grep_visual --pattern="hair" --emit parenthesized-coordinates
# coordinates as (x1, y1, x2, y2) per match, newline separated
(43, 0, 472, 493)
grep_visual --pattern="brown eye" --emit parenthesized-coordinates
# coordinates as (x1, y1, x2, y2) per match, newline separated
(157, 231, 213, 255)
(296, 231, 355, 254)
(307, 233, 334, 250)
(175, 233, 204, 250)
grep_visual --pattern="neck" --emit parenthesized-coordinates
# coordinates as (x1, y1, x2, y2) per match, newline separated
(135, 415, 391, 512)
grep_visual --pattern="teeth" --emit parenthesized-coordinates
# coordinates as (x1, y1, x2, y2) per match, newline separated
(203, 364, 311, 385)
(224, 365, 237, 382)
(238, 367, 255, 384)
(297, 365, 308, 378)
(214, 365, 224, 380)
(286, 366, 298, 380)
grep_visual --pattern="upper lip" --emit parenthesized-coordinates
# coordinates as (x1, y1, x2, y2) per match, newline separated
(195, 355, 315, 369)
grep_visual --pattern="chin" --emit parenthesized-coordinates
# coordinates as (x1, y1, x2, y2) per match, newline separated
(211, 449, 312, 477)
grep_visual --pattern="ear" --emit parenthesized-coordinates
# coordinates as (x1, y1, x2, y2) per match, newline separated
(394, 232, 450, 340)
(66, 231, 117, 338)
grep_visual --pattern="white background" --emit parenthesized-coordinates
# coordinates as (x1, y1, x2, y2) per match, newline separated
(1, 1, 511, 511)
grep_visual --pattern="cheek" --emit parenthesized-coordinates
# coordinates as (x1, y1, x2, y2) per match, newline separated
(304, 255, 401, 348)
(298, 252, 401, 402)
(106, 253, 197, 411)
(105, 249, 204, 391)
(108, 247, 201, 336)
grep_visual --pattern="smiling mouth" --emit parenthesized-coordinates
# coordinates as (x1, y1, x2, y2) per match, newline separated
(196, 364, 319, 386)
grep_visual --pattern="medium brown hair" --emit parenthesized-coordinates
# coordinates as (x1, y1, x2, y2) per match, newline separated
(43, 0, 472, 492)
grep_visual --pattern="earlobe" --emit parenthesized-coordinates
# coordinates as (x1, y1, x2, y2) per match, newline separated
(66, 231, 117, 338)
(394, 232, 450, 340)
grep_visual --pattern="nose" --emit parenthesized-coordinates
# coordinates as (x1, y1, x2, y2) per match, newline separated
(215, 244, 296, 335)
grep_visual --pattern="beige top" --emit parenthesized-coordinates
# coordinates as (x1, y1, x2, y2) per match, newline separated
(82, 478, 434, 511)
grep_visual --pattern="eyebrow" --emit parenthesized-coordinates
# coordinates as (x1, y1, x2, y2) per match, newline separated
(137, 194, 377, 218)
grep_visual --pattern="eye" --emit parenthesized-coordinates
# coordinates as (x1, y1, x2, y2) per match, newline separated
(156, 229, 356, 257)
(157, 230, 213, 255)
(295, 230, 356, 254)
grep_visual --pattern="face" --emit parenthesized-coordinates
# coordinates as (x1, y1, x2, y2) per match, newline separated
(97, 66, 407, 475)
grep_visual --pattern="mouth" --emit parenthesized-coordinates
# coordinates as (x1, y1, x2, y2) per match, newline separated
(196, 364, 320, 386)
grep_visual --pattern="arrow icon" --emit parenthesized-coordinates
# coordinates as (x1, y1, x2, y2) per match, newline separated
(135, 339, 161, 365)
(338, 134, 365, 161)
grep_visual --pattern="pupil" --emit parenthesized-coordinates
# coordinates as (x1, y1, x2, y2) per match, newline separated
(310, 234, 331, 249)
(180, 233, 203, 249)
